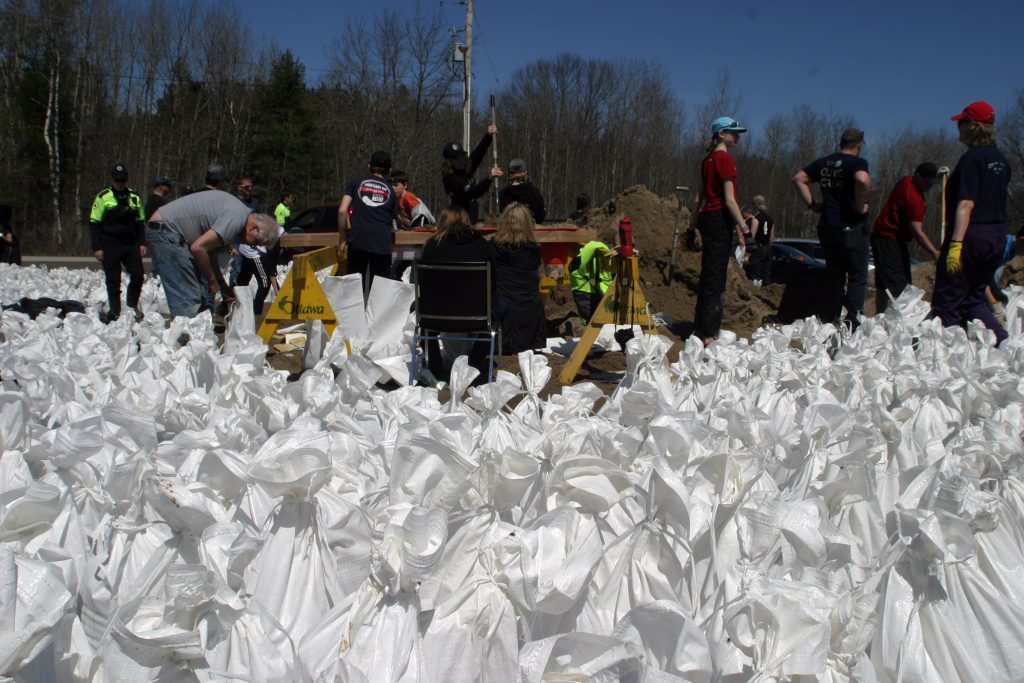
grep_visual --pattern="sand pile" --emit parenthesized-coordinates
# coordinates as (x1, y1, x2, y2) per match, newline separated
(547, 185, 781, 339)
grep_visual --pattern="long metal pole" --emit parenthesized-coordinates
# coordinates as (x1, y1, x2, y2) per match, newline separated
(490, 94, 499, 214)
(938, 166, 950, 244)
(462, 0, 473, 151)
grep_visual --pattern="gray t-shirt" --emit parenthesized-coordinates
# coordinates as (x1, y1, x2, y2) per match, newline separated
(156, 190, 251, 245)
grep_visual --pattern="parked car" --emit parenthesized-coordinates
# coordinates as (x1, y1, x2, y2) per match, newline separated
(280, 203, 340, 261)
(770, 242, 825, 285)
(774, 236, 875, 271)
(774, 237, 825, 261)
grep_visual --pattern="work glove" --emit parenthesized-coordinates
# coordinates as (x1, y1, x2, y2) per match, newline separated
(946, 241, 963, 275)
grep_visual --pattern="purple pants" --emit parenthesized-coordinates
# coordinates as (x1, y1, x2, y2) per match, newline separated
(930, 222, 1008, 344)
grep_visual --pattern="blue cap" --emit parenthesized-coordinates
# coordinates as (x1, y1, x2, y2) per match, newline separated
(711, 116, 747, 135)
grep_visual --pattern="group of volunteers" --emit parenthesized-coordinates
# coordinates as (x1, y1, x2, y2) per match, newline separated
(87, 97, 1014, 381)
(89, 122, 552, 379)
(334, 124, 549, 378)
(89, 164, 291, 321)
(693, 99, 1014, 347)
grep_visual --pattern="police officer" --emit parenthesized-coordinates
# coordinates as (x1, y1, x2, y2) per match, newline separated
(90, 163, 146, 322)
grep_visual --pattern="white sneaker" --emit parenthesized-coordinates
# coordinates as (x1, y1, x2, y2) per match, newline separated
(752, 279, 763, 287)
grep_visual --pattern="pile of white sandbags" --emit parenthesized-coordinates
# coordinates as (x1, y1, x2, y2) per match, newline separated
(1, 263, 1024, 682)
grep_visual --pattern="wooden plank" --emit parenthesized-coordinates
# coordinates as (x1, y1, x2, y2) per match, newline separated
(280, 225, 595, 248)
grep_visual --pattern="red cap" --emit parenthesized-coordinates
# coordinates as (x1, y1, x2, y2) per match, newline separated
(951, 101, 995, 124)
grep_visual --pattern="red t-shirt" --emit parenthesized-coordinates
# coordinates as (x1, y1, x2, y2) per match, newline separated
(398, 191, 422, 227)
(872, 175, 926, 242)
(700, 150, 738, 213)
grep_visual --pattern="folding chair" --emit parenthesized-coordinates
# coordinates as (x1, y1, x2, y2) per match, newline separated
(410, 261, 500, 385)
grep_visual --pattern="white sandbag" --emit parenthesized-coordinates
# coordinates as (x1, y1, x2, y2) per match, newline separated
(0, 543, 75, 674)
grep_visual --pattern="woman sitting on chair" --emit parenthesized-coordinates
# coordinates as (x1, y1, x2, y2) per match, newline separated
(419, 206, 497, 382)
(421, 206, 496, 263)
(494, 203, 545, 354)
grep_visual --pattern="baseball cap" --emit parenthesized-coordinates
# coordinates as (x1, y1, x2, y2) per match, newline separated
(153, 176, 174, 188)
(951, 100, 995, 124)
(711, 116, 747, 135)
(442, 142, 464, 159)
(110, 164, 128, 181)
(914, 162, 939, 180)
(369, 150, 392, 168)
(205, 164, 227, 184)
(508, 158, 526, 173)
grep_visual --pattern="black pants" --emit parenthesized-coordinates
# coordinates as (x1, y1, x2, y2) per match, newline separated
(347, 247, 392, 301)
(871, 235, 911, 310)
(236, 252, 276, 315)
(746, 242, 772, 283)
(101, 240, 144, 318)
(573, 289, 604, 323)
(693, 210, 732, 338)
(818, 220, 869, 321)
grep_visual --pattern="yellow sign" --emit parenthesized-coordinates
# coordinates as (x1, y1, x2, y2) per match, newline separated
(257, 246, 345, 346)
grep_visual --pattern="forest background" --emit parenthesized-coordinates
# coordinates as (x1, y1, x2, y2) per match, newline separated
(2, 0, 1022, 255)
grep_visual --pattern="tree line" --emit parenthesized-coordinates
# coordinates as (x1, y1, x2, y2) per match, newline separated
(1, 0, 1021, 255)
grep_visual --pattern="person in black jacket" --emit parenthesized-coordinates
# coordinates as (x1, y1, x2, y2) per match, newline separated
(498, 158, 546, 224)
(494, 203, 545, 353)
(419, 205, 497, 381)
(441, 124, 503, 224)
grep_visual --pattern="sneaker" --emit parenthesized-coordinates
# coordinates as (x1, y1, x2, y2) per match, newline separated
(752, 279, 763, 288)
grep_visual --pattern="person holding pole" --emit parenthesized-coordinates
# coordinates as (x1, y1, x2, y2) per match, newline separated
(442, 123, 503, 225)
(692, 116, 748, 346)
(929, 101, 1012, 345)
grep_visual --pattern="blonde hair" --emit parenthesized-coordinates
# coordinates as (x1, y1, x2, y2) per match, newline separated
(960, 119, 996, 147)
(752, 195, 768, 211)
(431, 205, 471, 242)
(495, 204, 536, 246)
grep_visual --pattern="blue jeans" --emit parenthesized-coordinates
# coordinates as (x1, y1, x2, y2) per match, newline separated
(146, 222, 206, 317)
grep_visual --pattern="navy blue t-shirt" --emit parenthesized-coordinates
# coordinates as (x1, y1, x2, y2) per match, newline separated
(803, 152, 870, 229)
(946, 144, 1011, 225)
(345, 173, 398, 254)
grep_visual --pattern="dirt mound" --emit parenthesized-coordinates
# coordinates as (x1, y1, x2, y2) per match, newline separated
(548, 185, 781, 340)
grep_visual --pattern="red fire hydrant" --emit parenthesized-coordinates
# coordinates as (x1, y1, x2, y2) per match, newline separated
(618, 216, 634, 257)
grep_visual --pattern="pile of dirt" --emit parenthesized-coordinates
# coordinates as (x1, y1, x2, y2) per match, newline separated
(547, 185, 781, 341)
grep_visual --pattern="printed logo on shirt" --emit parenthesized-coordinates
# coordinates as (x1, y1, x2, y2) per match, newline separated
(358, 179, 392, 207)
(989, 161, 1007, 175)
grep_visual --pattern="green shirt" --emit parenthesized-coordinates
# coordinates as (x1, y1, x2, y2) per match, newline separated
(274, 203, 291, 225)
(569, 240, 615, 295)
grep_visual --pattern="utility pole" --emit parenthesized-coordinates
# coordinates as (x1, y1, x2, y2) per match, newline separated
(462, 0, 473, 151)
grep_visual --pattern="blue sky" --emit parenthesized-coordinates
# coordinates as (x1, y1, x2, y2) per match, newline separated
(247, 0, 1022, 139)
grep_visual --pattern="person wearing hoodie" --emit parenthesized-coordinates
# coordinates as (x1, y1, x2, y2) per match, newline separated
(441, 124, 503, 224)
(498, 158, 546, 223)
(419, 205, 497, 381)
(493, 203, 545, 353)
